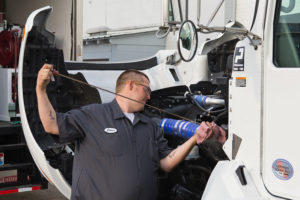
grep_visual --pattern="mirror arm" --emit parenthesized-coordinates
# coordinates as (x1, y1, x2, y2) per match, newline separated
(197, 0, 201, 26)
(185, 0, 189, 20)
(197, 25, 262, 49)
(198, 25, 261, 40)
(245, 35, 261, 50)
(156, 26, 172, 39)
(178, 0, 183, 22)
(161, 0, 169, 27)
(206, 0, 225, 26)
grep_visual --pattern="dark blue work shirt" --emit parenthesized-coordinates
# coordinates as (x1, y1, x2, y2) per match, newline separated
(57, 99, 172, 200)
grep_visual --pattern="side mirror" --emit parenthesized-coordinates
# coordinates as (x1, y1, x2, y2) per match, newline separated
(177, 20, 198, 62)
(281, 0, 295, 13)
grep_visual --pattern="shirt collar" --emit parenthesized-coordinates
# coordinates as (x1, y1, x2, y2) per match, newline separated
(111, 99, 125, 120)
(133, 113, 148, 124)
(111, 99, 148, 124)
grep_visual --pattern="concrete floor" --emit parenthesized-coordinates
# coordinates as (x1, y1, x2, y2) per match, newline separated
(0, 184, 67, 200)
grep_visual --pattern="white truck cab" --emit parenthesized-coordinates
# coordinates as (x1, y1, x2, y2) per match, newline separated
(18, 0, 300, 199)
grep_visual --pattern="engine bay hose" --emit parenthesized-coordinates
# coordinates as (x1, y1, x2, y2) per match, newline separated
(160, 118, 199, 138)
(193, 95, 225, 107)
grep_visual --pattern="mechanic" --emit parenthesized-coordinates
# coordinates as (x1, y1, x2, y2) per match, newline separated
(36, 64, 222, 200)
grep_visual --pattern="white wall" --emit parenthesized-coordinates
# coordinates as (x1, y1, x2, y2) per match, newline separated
(83, 0, 228, 50)
(83, 0, 161, 36)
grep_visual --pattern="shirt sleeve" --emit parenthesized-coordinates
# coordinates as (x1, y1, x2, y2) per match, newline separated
(56, 107, 88, 143)
(155, 125, 173, 159)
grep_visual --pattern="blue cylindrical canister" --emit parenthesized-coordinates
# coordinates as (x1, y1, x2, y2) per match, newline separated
(160, 118, 200, 139)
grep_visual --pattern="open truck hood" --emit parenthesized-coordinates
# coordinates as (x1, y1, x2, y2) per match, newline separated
(18, 6, 71, 198)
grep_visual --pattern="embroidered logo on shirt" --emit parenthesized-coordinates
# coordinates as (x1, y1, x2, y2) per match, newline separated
(104, 128, 118, 134)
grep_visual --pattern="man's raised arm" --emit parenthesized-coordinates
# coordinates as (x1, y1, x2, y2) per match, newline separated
(36, 64, 59, 135)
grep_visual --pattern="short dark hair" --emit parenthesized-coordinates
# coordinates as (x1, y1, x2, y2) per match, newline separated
(116, 69, 149, 93)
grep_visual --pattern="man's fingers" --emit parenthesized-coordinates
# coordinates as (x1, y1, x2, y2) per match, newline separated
(216, 126, 226, 144)
(196, 121, 228, 144)
(36, 64, 54, 91)
(195, 122, 212, 144)
(40, 68, 50, 79)
(202, 122, 213, 139)
(40, 64, 54, 78)
(205, 121, 211, 128)
(207, 122, 227, 144)
(43, 63, 54, 69)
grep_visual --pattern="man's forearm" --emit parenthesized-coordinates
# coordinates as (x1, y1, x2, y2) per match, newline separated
(36, 88, 59, 135)
(160, 137, 196, 172)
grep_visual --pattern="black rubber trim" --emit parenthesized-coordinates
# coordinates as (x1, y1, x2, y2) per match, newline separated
(65, 56, 158, 71)
(236, 165, 247, 185)
(250, 0, 259, 31)
(0, 163, 33, 171)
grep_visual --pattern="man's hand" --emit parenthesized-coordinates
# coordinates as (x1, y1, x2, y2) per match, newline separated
(160, 121, 226, 172)
(194, 121, 227, 144)
(36, 64, 53, 92)
(210, 122, 226, 144)
(194, 122, 213, 144)
(36, 63, 59, 135)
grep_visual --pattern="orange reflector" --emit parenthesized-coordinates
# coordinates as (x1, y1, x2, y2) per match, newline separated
(40, 169, 53, 184)
(22, 26, 26, 41)
(236, 77, 246, 80)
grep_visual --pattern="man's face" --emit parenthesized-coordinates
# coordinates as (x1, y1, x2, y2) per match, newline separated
(131, 76, 151, 111)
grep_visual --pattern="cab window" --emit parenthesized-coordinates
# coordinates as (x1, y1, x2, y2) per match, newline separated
(274, 0, 300, 67)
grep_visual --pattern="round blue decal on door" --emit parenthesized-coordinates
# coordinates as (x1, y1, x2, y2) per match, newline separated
(272, 159, 294, 180)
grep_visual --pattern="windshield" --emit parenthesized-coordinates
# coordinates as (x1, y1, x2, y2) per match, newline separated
(274, 0, 300, 67)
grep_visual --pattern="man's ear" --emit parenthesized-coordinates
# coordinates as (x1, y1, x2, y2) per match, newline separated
(128, 80, 134, 91)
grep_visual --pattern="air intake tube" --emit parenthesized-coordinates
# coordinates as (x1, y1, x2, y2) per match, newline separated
(193, 95, 225, 107)
(160, 118, 199, 139)
(185, 93, 226, 114)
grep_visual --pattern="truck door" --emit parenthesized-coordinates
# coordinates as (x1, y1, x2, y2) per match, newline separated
(263, 0, 300, 198)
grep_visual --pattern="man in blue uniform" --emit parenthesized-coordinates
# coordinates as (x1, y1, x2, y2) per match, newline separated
(36, 64, 220, 200)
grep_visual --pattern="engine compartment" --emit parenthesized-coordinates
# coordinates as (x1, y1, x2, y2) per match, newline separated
(145, 82, 229, 199)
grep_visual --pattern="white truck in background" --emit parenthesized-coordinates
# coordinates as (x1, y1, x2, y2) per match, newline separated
(3, 0, 300, 199)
